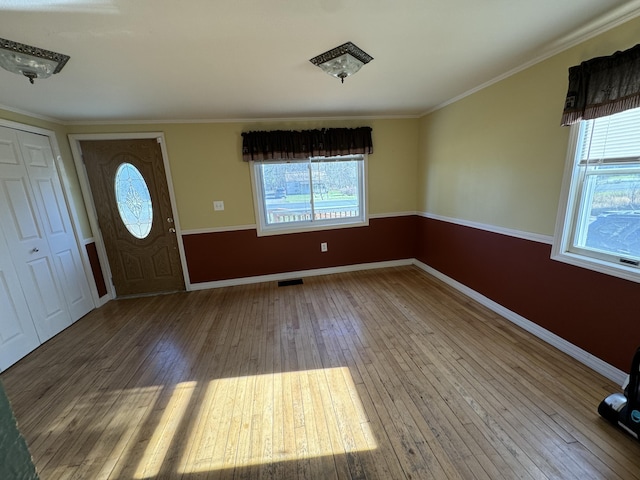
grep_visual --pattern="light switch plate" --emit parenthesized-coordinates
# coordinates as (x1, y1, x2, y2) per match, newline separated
(213, 201, 224, 211)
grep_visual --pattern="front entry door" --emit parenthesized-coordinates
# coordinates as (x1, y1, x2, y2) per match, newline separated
(81, 139, 185, 297)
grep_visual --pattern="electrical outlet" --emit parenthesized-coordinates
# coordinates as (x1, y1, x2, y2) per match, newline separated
(321, 242, 328, 252)
(213, 200, 224, 211)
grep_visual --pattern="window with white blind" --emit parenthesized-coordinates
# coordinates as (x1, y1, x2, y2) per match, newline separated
(553, 107, 640, 282)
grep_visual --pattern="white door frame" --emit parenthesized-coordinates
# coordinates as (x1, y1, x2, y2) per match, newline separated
(0, 119, 101, 308)
(68, 132, 191, 299)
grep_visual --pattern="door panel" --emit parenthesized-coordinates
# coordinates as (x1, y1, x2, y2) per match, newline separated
(0, 229, 40, 371)
(0, 126, 93, 351)
(0, 134, 20, 166)
(4, 178, 42, 240)
(34, 178, 65, 233)
(16, 130, 94, 321)
(81, 139, 185, 297)
(0, 174, 70, 342)
(55, 248, 89, 308)
(28, 256, 67, 319)
(0, 127, 70, 342)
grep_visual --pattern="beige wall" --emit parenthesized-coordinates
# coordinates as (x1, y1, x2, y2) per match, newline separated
(5, 12, 638, 240)
(67, 118, 420, 231)
(0, 109, 419, 237)
(418, 16, 640, 236)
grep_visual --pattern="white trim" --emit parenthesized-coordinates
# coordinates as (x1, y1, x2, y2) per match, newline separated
(250, 156, 369, 237)
(0, 102, 63, 124)
(62, 114, 420, 126)
(68, 137, 115, 300)
(189, 253, 626, 384)
(68, 132, 166, 141)
(156, 135, 192, 291)
(180, 212, 417, 236)
(422, 3, 640, 117)
(181, 224, 257, 235)
(255, 219, 370, 237)
(369, 211, 417, 219)
(0, 118, 101, 308)
(418, 212, 554, 245)
(189, 259, 413, 290)
(82, 237, 96, 245)
(551, 250, 640, 284)
(48, 137, 102, 307)
(412, 259, 627, 385)
(552, 124, 581, 257)
(68, 132, 192, 296)
(2, 5, 639, 126)
(184, 211, 548, 245)
(0, 119, 59, 137)
(551, 120, 640, 284)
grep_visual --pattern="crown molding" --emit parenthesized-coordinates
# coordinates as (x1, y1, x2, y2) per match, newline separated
(422, 2, 640, 117)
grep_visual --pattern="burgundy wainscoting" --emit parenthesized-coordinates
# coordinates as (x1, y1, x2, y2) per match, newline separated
(416, 216, 640, 372)
(85, 242, 108, 298)
(183, 216, 417, 284)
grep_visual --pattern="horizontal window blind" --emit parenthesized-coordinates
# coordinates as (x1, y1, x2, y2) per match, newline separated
(579, 107, 640, 165)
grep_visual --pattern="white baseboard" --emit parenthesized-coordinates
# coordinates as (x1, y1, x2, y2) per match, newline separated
(188, 256, 626, 385)
(412, 260, 627, 385)
(188, 258, 414, 290)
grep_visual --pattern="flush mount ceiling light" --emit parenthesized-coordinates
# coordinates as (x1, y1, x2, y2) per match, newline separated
(309, 42, 373, 84)
(0, 37, 70, 84)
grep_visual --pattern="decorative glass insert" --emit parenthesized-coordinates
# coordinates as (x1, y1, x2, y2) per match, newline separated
(114, 163, 153, 239)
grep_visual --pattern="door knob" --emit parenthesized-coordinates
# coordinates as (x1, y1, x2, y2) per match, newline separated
(31, 247, 39, 253)
(169, 227, 176, 233)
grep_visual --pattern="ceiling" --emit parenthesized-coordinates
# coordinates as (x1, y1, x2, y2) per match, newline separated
(0, 0, 639, 123)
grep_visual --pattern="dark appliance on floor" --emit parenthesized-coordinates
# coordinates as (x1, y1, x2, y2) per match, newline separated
(598, 347, 640, 440)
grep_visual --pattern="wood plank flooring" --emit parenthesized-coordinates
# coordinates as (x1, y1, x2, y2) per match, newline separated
(2, 266, 639, 479)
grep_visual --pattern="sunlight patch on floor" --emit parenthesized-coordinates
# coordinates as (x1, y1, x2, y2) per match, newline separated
(134, 381, 196, 479)
(131, 367, 375, 477)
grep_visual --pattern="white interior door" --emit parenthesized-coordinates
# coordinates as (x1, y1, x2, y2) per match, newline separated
(0, 225, 40, 371)
(16, 130, 93, 321)
(0, 126, 72, 343)
(0, 126, 93, 358)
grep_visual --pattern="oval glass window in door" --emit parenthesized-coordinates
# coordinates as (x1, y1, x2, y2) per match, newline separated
(114, 163, 153, 239)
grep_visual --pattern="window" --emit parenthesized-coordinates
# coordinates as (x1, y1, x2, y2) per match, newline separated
(114, 162, 153, 239)
(250, 155, 367, 236)
(553, 107, 640, 282)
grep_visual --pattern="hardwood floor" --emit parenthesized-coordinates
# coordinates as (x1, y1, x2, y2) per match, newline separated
(2, 266, 639, 479)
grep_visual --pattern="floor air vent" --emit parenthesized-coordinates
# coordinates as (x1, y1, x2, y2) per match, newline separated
(278, 278, 303, 287)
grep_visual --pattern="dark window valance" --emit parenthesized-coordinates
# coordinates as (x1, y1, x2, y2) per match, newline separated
(241, 127, 373, 161)
(561, 44, 640, 126)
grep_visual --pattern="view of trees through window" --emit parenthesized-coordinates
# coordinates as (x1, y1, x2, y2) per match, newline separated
(258, 157, 362, 226)
(579, 169, 640, 258)
(572, 108, 640, 260)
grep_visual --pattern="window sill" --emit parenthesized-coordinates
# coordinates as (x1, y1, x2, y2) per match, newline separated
(550, 249, 640, 284)
(256, 217, 369, 237)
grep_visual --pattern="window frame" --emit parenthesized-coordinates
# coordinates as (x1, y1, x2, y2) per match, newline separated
(249, 154, 368, 237)
(552, 120, 640, 284)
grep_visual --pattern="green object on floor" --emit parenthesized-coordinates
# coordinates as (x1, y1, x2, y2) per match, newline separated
(0, 380, 38, 480)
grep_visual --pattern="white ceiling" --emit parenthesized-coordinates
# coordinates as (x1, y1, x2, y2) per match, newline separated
(0, 0, 639, 123)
